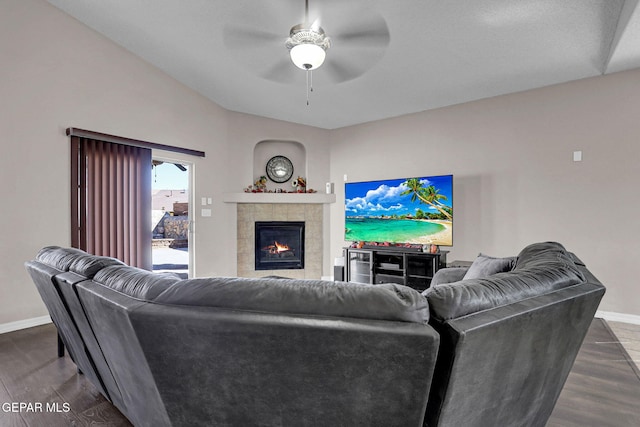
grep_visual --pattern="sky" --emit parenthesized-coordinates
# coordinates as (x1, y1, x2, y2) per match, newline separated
(345, 175, 453, 217)
(152, 162, 189, 190)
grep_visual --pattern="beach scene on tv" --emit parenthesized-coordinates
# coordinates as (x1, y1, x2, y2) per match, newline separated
(345, 175, 453, 246)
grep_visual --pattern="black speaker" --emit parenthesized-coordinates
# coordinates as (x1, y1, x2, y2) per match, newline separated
(333, 266, 344, 282)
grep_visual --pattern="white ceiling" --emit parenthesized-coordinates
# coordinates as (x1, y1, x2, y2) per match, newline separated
(47, 0, 640, 129)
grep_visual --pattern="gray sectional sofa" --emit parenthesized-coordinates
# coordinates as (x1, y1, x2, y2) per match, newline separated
(25, 241, 604, 427)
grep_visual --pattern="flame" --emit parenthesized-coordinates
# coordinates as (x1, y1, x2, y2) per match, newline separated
(274, 241, 290, 253)
(263, 241, 292, 254)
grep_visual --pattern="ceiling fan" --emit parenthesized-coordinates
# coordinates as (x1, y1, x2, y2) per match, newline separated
(223, 0, 390, 97)
(152, 160, 187, 171)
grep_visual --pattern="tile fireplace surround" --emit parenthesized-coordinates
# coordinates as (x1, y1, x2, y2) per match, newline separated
(237, 203, 323, 279)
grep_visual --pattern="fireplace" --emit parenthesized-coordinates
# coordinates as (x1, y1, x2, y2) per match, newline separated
(255, 221, 305, 270)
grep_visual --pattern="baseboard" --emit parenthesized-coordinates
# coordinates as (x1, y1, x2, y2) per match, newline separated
(596, 310, 640, 326)
(0, 315, 52, 334)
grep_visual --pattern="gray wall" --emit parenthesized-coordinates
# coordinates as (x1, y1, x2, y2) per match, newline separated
(1, 0, 638, 327)
(0, 0, 330, 326)
(330, 69, 640, 316)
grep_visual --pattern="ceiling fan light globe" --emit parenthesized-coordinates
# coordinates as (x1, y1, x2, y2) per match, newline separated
(290, 43, 326, 70)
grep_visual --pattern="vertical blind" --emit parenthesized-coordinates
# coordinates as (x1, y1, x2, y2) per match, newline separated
(71, 136, 152, 270)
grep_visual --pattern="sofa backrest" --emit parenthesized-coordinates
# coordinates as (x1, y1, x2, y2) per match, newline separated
(65, 260, 178, 420)
(92, 265, 182, 300)
(423, 242, 605, 427)
(24, 246, 123, 402)
(154, 276, 430, 324)
(76, 269, 438, 427)
(69, 253, 126, 278)
(34, 246, 87, 270)
(25, 260, 90, 381)
(427, 242, 585, 322)
(54, 270, 126, 411)
(75, 280, 173, 427)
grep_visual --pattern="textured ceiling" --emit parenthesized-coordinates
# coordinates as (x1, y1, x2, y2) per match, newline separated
(47, 0, 640, 129)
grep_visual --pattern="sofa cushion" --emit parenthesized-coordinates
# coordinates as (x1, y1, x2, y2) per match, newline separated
(36, 246, 87, 271)
(427, 242, 585, 322)
(92, 265, 182, 300)
(69, 254, 125, 279)
(462, 254, 516, 280)
(515, 242, 584, 280)
(429, 267, 468, 288)
(155, 277, 430, 324)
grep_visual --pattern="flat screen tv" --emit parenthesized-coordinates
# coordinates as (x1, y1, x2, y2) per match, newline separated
(345, 175, 453, 246)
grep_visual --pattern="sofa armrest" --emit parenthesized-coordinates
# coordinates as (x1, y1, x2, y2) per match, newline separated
(431, 267, 468, 287)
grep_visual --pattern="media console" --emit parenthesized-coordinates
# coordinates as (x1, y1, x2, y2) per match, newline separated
(343, 247, 448, 292)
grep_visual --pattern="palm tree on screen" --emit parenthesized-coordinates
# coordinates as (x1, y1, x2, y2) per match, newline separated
(401, 178, 452, 220)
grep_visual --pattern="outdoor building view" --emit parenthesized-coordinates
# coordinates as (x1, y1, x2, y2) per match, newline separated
(152, 161, 189, 278)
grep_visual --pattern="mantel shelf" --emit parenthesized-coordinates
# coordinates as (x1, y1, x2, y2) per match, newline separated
(222, 192, 336, 204)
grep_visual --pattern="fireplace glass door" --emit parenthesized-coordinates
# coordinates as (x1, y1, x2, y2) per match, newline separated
(255, 221, 305, 270)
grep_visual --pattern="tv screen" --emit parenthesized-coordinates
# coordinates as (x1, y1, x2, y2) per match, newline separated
(345, 175, 453, 246)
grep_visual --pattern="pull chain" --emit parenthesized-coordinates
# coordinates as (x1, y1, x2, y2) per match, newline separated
(304, 0, 313, 106)
(305, 68, 315, 106)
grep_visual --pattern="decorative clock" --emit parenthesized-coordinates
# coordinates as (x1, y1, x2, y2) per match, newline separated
(266, 155, 294, 183)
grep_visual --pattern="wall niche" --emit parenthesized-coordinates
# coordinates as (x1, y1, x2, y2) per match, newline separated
(253, 140, 306, 192)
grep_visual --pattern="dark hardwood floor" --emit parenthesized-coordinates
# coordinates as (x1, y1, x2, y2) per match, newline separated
(547, 319, 640, 427)
(0, 319, 638, 426)
(0, 324, 131, 426)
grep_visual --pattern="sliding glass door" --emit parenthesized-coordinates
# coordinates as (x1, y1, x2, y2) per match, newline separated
(151, 158, 193, 278)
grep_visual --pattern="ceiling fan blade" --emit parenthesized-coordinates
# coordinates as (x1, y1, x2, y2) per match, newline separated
(310, 18, 322, 31)
(322, 42, 388, 84)
(261, 59, 298, 84)
(223, 24, 284, 50)
(332, 14, 390, 48)
(334, 28, 389, 47)
(322, 58, 364, 83)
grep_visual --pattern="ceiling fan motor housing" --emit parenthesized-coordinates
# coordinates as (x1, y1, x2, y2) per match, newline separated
(286, 24, 331, 70)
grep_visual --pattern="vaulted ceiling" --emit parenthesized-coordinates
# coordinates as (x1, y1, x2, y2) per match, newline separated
(48, 0, 640, 129)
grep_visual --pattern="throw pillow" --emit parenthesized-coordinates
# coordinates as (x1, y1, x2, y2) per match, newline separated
(462, 253, 516, 280)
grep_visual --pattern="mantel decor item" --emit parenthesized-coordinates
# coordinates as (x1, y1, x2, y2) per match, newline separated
(255, 176, 267, 191)
(292, 176, 306, 192)
(266, 155, 294, 183)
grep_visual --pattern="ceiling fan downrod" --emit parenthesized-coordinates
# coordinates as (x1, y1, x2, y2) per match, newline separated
(286, 0, 329, 105)
(305, 0, 309, 24)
